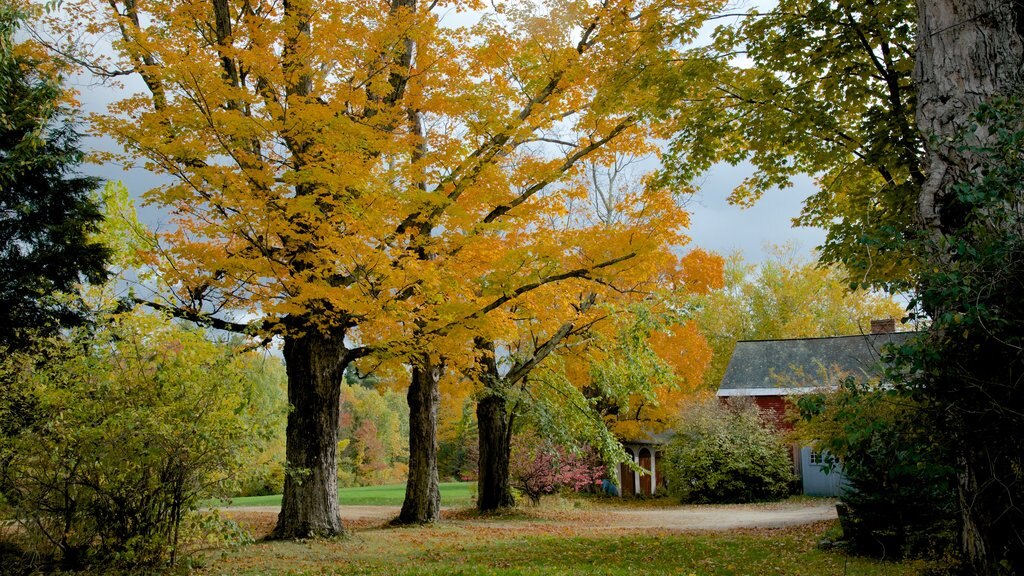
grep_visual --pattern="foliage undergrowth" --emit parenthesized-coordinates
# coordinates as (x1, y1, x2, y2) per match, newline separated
(0, 311, 279, 571)
(794, 379, 958, 560)
(888, 98, 1024, 572)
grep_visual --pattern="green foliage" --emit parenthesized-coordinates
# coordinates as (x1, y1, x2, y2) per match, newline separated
(234, 366, 412, 496)
(888, 98, 1024, 571)
(661, 0, 921, 289)
(0, 310, 278, 569)
(664, 399, 793, 503)
(232, 356, 288, 498)
(438, 398, 478, 482)
(525, 305, 680, 477)
(794, 380, 957, 559)
(586, 305, 678, 415)
(0, 7, 110, 346)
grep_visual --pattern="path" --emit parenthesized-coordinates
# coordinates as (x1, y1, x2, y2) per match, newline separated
(223, 500, 837, 534)
(593, 501, 837, 531)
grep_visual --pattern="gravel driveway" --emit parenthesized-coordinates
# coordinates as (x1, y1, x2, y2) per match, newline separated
(224, 500, 837, 533)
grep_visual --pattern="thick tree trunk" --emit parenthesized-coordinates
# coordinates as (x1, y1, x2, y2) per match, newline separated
(396, 354, 442, 524)
(273, 332, 346, 538)
(476, 392, 515, 511)
(914, 0, 1024, 238)
(914, 1, 1024, 572)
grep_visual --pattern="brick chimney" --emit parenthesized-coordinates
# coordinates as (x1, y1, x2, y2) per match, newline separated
(870, 318, 896, 334)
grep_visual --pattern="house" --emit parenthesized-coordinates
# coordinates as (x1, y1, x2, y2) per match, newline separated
(715, 319, 916, 496)
(615, 433, 672, 496)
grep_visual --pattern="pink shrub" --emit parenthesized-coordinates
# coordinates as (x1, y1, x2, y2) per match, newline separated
(510, 433, 605, 504)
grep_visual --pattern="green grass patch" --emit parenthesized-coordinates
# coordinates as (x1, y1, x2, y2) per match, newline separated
(219, 481, 474, 508)
(197, 519, 926, 575)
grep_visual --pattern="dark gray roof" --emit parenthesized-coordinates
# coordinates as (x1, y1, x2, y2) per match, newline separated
(717, 332, 919, 396)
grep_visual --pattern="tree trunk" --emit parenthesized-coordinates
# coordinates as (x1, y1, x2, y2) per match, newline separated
(914, 0, 1024, 239)
(396, 353, 442, 524)
(477, 392, 515, 511)
(273, 332, 346, 538)
(914, 1, 1024, 572)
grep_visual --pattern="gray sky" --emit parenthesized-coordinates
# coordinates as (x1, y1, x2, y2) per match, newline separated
(685, 165, 824, 261)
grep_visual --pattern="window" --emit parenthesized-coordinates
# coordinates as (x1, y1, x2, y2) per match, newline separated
(808, 450, 838, 468)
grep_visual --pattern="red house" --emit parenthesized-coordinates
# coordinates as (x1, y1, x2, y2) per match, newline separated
(715, 319, 915, 495)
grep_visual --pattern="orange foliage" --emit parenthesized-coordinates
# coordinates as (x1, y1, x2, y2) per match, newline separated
(43, 0, 726, 359)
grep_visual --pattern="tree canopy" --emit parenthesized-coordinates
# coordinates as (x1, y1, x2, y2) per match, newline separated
(40, 0, 726, 534)
(660, 0, 921, 289)
(695, 248, 905, 389)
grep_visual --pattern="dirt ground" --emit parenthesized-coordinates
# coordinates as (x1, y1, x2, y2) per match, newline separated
(221, 499, 838, 539)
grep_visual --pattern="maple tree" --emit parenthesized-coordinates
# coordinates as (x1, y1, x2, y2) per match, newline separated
(465, 153, 722, 511)
(40, 0, 725, 533)
(477, 295, 719, 506)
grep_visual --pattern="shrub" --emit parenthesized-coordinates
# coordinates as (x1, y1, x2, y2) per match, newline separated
(794, 379, 957, 560)
(0, 310, 277, 570)
(510, 432, 604, 505)
(663, 399, 792, 503)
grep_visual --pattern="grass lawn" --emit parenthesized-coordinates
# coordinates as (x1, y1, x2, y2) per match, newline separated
(220, 481, 474, 508)
(197, 514, 927, 576)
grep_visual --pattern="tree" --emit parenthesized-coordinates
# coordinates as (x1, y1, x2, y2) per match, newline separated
(695, 249, 905, 389)
(900, 103, 1024, 573)
(0, 6, 109, 346)
(472, 246, 720, 512)
(905, 1, 1024, 572)
(659, 0, 921, 289)
(663, 0, 1024, 570)
(467, 147, 722, 512)
(495, 301, 708, 501)
(41, 0, 723, 534)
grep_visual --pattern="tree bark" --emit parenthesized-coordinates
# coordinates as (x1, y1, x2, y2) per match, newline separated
(272, 332, 347, 538)
(914, 0, 1024, 239)
(914, 1, 1024, 571)
(476, 391, 515, 511)
(473, 313, 584, 512)
(396, 353, 442, 524)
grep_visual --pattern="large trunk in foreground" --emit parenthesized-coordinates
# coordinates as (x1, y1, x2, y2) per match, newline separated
(273, 332, 347, 538)
(914, 0, 1024, 572)
(476, 392, 515, 511)
(915, 0, 1024, 239)
(396, 354, 442, 524)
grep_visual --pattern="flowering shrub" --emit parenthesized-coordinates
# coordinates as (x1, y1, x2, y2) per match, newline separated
(509, 432, 604, 504)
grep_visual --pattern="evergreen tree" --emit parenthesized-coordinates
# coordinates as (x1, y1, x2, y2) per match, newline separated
(0, 7, 109, 347)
